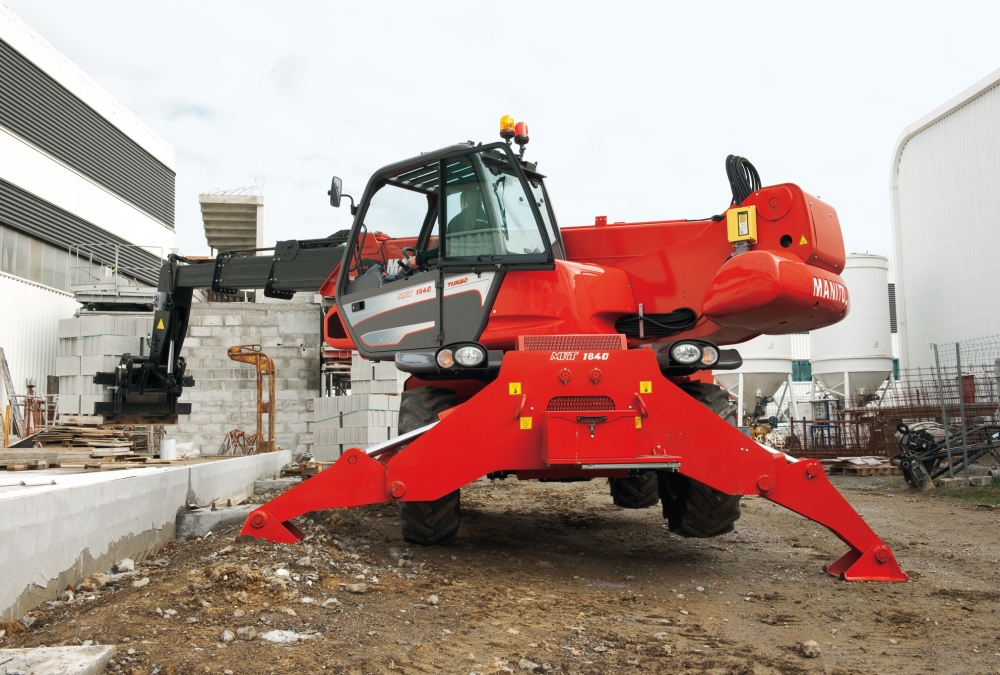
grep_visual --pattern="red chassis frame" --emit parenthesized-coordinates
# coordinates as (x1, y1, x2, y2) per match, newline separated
(241, 346, 907, 583)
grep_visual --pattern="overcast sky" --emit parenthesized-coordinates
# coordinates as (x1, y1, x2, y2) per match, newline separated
(6, 1, 999, 256)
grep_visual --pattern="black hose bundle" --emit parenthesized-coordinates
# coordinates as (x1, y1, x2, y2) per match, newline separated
(726, 155, 761, 206)
(614, 308, 698, 339)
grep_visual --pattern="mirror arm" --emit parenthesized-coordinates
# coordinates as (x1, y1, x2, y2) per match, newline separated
(344, 194, 357, 216)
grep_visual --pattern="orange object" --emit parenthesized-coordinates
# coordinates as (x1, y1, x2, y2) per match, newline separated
(227, 345, 276, 452)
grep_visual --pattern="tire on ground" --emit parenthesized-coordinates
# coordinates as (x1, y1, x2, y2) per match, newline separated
(397, 387, 461, 546)
(657, 382, 742, 537)
(609, 470, 659, 508)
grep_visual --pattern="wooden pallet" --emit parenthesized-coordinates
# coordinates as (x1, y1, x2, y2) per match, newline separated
(300, 461, 335, 479)
(827, 465, 901, 476)
(6, 460, 59, 471)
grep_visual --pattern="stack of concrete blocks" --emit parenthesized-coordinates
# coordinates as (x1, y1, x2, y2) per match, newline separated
(55, 314, 154, 415)
(165, 299, 319, 455)
(310, 352, 405, 461)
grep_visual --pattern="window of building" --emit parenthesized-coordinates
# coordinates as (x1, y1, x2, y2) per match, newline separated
(792, 360, 812, 382)
(0, 224, 73, 291)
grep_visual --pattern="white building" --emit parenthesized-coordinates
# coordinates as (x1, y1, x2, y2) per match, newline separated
(891, 67, 1000, 370)
(0, 3, 174, 420)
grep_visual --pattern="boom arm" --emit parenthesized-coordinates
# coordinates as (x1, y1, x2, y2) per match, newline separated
(93, 239, 344, 420)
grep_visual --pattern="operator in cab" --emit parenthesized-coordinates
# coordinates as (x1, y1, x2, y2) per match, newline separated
(403, 183, 487, 269)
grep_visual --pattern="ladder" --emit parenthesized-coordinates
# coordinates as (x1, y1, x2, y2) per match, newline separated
(0, 348, 23, 437)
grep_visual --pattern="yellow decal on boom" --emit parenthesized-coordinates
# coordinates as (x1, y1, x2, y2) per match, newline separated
(635, 417, 642, 428)
(799, 235, 809, 245)
(509, 383, 521, 395)
(156, 318, 164, 330)
(519, 417, 532, 430)
(639, 381, 652, 394)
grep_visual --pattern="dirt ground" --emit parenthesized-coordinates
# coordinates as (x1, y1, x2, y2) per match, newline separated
(4, 474, 1000, 675)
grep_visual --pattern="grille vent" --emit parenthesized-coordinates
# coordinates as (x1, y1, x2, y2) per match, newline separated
(518, 334, 626, 351)
(546, 396, 615, 412)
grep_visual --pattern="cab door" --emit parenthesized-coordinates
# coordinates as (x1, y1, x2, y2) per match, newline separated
(336, 144, 554, 360)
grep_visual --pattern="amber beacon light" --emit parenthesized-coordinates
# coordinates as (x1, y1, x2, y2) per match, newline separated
(500, 115, 516, 141)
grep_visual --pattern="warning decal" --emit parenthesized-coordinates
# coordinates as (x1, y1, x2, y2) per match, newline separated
(509, 383, 522, 395)
(799, 235, 809, 245)
(519, 417, 532, 430)
(157, 318, 165, 330)
(639, 381, 652, 394)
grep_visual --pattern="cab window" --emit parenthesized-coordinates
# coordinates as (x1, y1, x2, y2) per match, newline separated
(441, 147, 548, 262)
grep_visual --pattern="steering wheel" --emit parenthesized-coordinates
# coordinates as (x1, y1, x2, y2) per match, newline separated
(399, 247, 420, 276)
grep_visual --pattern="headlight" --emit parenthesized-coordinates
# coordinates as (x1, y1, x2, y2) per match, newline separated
(454, 345, 486, 367)
(436, 348, 454, 368)
(670, 342, 702, 364)
(701, 345, 719, 366)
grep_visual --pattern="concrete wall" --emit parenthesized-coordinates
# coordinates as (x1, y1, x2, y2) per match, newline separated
(0, 450, 290, 621)
(166, 301, 321, 454)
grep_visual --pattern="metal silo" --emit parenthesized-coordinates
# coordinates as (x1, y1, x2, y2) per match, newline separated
(716, 334, 796, 425)
(809, 254, 893, 403)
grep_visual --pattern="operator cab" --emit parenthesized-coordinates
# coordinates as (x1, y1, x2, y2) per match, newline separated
(331, 135, 562, 360)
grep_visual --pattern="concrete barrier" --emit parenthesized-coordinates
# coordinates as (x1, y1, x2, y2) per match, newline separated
(0, 451, 290, 620)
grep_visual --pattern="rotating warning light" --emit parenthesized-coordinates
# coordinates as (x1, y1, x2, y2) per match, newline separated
(514, 121, 529, 148)
(500, 115, 516, 141)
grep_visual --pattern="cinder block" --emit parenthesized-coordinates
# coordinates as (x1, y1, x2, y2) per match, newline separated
(373, 361, 403, 380)
(333, 426, 388, 445)
(80, 394, 110, 414)
(58, 317, 81, 338)
(57, 394, 80, 414)
(80, 355, 118, 374)
(312, 445, 343, 462)
(56, 356, 80, 376)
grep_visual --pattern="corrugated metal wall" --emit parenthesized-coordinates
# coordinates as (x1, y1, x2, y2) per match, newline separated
(896, 82, 1000, 369)
(0, 272, 78, 417)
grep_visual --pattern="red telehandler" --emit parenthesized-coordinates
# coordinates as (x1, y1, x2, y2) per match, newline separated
(96, 118, 905, 582)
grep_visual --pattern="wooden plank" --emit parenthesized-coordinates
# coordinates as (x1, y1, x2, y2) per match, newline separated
(58, 415, 105, 426)
(0, 450, 59, 465)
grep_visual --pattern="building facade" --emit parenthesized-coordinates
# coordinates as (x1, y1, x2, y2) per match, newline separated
(0, 3, 174, 416)
(892, 67, 1000, 369)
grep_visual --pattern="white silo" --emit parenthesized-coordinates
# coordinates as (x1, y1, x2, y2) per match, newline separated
(809, 254, 892, 403)
(716, 334, 797, 424)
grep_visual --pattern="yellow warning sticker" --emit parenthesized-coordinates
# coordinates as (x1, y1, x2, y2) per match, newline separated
(639, 381, 652, 394)
(799, 235, 809, 245)
(519, 416, 532, 430)
(635, 417, 642, 429)
(156, 318, 165, 330)
(509, 383, 522, 395)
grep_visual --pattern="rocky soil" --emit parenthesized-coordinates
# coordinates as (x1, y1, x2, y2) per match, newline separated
(3, 474, 999, 674)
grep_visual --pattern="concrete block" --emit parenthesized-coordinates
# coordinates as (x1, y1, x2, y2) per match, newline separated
(56, 356, 80, 377)
(968, 475, 993, 487)
(80, 394, 110, 414)
(0, 646, 116, 675)
(57, 318, 81, 338)
(176, 504, 258, 540)
(333, 426, 388, 445)
(254, 477, 300, 494)
(57, 394, 80, 415)
(80, 355, 117, 374)
(202, 315, 223, 326)
(312, 445, 343, 462)
(937, 477, 968, 489)
(78, 314, 116, 337)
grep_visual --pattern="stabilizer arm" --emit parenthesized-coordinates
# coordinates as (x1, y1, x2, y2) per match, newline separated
(239, 349, 906, 582)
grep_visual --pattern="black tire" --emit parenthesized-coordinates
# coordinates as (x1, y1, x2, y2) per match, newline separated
(397, 387, 460, 546)
(609, 471, 660, 508)
(658, 382, 742, 538)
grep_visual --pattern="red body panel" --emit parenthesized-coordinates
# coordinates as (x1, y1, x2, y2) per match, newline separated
(322, 183, 848, 350)
(478, 260, 635, 351)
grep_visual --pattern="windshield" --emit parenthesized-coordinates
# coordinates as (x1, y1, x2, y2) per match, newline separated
(525, 175, 559, 251)
(441, 147, 547, 261)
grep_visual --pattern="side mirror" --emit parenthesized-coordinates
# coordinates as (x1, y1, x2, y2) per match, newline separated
(328, 176, 343, 208)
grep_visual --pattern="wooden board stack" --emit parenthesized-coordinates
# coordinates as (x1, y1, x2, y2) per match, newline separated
(821, 456, 901, 476)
